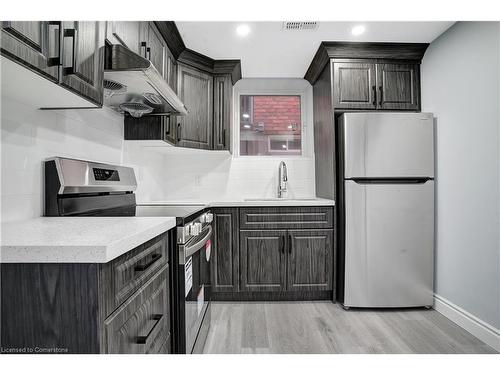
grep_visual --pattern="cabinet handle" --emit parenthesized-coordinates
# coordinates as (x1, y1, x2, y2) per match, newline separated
(141, 42, 147, 58)
(134, 252, 161, 273)
(136, 314, 163, 344)
(280, 235, 285, 254)
(47, 21, 61, 67)
(372, 85, 377, 107)
(222, 129, 226, 148)
(379, 86, 383, 106)
(146, 47, 151, 61)
(177, 123, 181, 142)
(288, 234, 292, 254)
(63, 28, 77, 75)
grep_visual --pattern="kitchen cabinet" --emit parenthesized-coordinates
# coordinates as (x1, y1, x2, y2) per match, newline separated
(0, 231, 172, 354)
(106, 21, 143, 55)
(213, 75, 232, 150)
(287, 229, 334, 292)
(240, 230, 287, 292)
(59, 21, 105, 105)
(333, 61, 377, 110)
(377, 63, 420, 110)
(211, 206, 335, 300)
(176, 62, 213, 149)
(332, 61, 420, 111)
(1, 21, 61, 82)
(145, 22, 166, 77)
(124, 114, 176, 145)
(165, 46, 177, 92)
(212, 208, 239, 293)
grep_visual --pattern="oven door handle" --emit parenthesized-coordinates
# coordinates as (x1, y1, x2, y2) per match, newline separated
(184, 225, 212, 259)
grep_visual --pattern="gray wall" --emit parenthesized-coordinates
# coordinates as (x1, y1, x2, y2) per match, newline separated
(421, 21, 500, 329)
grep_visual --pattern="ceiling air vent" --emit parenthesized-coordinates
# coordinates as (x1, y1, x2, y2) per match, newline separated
(282, 22, 319, 31)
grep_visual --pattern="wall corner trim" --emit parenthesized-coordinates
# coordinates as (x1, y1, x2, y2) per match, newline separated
(433, 294, 500, 352)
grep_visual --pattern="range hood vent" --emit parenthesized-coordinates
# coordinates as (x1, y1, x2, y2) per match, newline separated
(104, 44, 188, 118)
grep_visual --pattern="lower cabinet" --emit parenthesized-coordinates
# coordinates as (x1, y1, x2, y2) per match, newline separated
(287, 230, 334, 292)
(212, 206, 335, 300)
(104, 265, 170, 354)
(240, 230, 287, 292)
(0, 231, 172, 354)
(212, 208, 239, 293)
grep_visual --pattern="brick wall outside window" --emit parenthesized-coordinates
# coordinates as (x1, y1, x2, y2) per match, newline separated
(252, 96, 301, 135)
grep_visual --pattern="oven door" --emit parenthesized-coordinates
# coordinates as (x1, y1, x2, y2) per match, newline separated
(178, 224, 212, 354)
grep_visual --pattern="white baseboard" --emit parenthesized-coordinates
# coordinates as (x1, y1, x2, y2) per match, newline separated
(434, 294, 500, 352)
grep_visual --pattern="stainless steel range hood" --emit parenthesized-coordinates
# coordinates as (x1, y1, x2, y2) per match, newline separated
(104, 44, 188, 117)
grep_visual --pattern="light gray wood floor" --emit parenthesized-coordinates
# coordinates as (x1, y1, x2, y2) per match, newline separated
(203, 302, 497, 354)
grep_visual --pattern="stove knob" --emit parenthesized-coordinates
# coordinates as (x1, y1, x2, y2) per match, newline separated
(190, 222, 202, 236)
(205, 213, 213, 223)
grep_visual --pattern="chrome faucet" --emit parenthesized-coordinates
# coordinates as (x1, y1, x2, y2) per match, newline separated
(278, 161, 288, 198)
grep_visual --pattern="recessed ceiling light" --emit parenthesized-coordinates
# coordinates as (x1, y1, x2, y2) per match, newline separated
(236, 24, 251, 37)
(243, 124, 251, 129)
(351, 25, 365, 36)
(242, 113, 250, 118)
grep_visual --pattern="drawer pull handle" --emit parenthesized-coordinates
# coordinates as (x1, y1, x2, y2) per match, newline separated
(137, 314, 163, 344)
(288, 234, 292, 254)
(134, 253, 161, 273)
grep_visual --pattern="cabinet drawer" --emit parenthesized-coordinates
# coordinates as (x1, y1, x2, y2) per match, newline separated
(102, 233, 168, 317)
(104, 265, 170, 354)
(239, 207, 334, 229)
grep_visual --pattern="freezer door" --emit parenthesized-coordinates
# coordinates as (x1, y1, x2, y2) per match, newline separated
(342, 112, 434, 178)
(344, 180, 434, 307)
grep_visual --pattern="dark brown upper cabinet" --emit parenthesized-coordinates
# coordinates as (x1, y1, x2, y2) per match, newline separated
(106, 21, 143, 56)
(59, 21, 105, 106)
(377, 63, 420, 110)
(213, 75, 232, 150)
(305, 42, 428, 112)
(333, 62, 377, 110)
(1, 21, 61, 82)
(333, 61, 420, 111)
(145, 22, 166, 77)
(176, 62, 214, 150)
(165, 47, 177, 92)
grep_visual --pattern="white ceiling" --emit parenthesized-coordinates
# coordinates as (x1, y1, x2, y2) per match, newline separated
(176, 22, 454, 78)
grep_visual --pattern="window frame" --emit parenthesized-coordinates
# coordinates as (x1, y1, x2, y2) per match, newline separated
(233, 86, 310, 159)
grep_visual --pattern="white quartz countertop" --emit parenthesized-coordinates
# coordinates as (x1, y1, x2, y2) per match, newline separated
(1, 217, 176, 263)
(137, 198, 335, 207)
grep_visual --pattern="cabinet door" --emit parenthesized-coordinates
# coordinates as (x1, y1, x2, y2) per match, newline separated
(213, 75, 232, 151)
(1, 21, 60, 82)
(333, 61, 377, 110)
(287, 230, 334, 292)
(106, 21, 143, 55)
(240, 230, 286, 292)
(165, 46, 177, 92)
(176, 63, 213, 149)
(145, 22, 165, 77)
(104, 266, 170, 354)
(60, 21, 105, 105)
(212, 208, 239, 293)
(377, 63, 420, 111)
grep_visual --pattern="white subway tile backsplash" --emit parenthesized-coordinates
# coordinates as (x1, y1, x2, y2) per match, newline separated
(2, 84, 316, 222)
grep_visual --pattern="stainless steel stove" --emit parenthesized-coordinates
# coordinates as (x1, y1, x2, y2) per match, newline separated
(44, 157, 212, 354)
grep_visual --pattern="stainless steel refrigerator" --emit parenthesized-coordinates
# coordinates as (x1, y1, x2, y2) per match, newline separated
(339, 112, 435, 308)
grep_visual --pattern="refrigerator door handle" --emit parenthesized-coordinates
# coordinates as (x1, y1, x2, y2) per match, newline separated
(350, 178, 432, 184)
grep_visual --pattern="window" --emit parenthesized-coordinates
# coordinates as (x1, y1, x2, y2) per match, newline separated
(239, 95, 302, 156)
